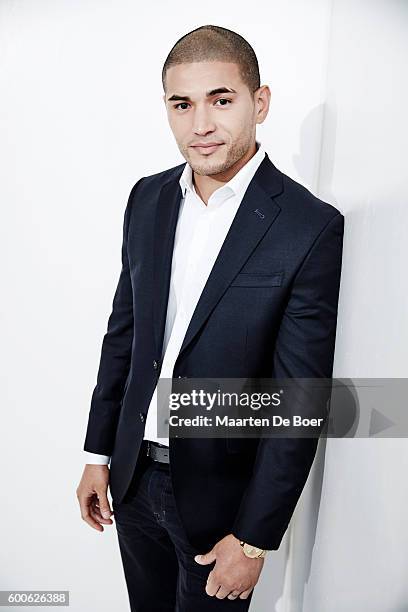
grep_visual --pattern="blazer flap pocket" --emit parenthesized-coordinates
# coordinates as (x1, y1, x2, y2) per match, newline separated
(230, 271, 283, 287)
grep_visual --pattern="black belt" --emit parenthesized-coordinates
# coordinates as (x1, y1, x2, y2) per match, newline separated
(146, 440, 170, 464)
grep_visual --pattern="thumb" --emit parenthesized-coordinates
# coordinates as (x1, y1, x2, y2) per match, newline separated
(194, 549, 216, 564)
(97, 491, 112, 519)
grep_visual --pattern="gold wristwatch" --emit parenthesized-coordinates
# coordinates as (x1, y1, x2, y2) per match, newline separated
(239, 541, 267, 558)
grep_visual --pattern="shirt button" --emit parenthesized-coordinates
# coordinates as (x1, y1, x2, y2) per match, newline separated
(153, 360, 159, 370)
(139, 413, 145, 422)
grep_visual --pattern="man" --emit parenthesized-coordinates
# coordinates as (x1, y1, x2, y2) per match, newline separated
(76, 25, 344, 611)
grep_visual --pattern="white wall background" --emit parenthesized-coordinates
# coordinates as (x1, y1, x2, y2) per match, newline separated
(0, 0, 406, 610)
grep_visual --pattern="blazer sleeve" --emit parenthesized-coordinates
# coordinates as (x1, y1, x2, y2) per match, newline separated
(231, 211, 345, 550)
(83, 178, 144, 455)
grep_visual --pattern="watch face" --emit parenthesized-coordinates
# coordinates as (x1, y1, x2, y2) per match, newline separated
(244, 544, 263, 558)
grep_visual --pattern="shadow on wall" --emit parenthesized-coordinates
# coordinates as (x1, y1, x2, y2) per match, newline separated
(251, 439, 328, 612)
(293, 102, 338, 208)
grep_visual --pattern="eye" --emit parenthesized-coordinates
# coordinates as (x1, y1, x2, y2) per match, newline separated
(214, 98, 232, 106)
(174, 102, 190, 110)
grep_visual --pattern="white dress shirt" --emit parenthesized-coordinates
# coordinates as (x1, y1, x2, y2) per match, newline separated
(84, 141, 266, 465)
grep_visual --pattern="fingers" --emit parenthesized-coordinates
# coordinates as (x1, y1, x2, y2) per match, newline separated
(217, 584, 252, 600)
(215, 586, 235, 599)
(212, 584, 253, 600)
(239, 588, 253, 599)
(89, 499, 113, 525)
(97, 491, 113, 520)
(78, 491, 113, 531)
(78, 494, 105, 531)
(227, 591, 242, 600)
(205, 571, 220, 597)
(206, 572, 252, 600)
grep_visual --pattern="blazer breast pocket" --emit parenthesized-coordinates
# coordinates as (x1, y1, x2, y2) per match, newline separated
(229, 271, 283, 288)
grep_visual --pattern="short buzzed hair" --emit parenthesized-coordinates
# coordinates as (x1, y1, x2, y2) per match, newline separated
(162, 25, 260, 94)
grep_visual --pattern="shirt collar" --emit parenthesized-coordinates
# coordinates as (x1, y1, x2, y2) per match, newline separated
(179, 140, 266, 201)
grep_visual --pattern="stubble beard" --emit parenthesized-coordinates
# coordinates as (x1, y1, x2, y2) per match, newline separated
(179, 136, 253, 177)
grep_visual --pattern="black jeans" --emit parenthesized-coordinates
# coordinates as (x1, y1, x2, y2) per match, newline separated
(113, 454, 254, 611)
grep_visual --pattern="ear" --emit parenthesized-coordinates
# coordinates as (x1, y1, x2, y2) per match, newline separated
(255, 85, 271, 125)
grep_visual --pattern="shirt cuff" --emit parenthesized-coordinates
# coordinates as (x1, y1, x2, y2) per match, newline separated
(83, 451, 111, 465)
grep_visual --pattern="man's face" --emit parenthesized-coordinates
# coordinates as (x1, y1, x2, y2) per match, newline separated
(163, 61, 266, 177)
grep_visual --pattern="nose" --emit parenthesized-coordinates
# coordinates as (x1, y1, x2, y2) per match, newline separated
(192, 105, 216, 136)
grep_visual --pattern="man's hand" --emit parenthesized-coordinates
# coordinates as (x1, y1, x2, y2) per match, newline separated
(76, 465, 114, 532)
(194, 534, 264, 600)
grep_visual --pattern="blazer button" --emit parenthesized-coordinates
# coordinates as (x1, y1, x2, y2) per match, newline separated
(139, 412, 145, 422)
(153, 360, 159, 370)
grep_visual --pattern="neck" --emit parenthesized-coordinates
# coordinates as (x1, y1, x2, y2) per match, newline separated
(192, 141, 258, 205)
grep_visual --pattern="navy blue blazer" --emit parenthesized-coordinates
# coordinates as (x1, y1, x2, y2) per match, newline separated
(83, 152, 344, 551)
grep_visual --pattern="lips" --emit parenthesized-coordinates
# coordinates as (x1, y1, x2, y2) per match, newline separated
(191, 143, 224, 155)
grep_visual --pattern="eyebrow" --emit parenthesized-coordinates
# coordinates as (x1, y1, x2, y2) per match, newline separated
(167, 87, 237, 102)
